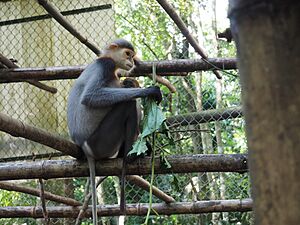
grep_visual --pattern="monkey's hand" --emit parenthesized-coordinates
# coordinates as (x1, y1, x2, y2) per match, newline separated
(146, 86, 162, 104)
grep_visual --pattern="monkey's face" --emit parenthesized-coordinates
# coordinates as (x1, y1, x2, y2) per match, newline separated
(110, 46, 136, 71)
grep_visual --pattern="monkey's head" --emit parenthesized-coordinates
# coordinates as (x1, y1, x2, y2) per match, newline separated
(102, 39, 138, 71)
(121, 78, 140, 88)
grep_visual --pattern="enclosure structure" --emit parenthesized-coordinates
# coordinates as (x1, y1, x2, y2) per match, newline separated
(0, 0, 251, 224)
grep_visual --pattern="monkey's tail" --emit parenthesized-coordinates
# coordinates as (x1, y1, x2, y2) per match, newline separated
(120, 157, 127, 215)
(83, 142, 98, 225)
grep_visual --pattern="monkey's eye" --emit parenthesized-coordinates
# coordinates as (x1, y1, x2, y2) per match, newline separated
(125, 51, 131, 57)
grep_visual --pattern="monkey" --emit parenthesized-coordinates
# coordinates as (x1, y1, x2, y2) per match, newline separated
(121, 77, 140, 88)
(67, 39, 162, 224)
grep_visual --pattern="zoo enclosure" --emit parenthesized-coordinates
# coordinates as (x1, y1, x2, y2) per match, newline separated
(0, 0, 251, 224)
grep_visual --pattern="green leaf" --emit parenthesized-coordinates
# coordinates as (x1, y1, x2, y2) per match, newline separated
(128, 99, 166, 156)
(141, 100, 166, 137)
(128, 137, 148, 156)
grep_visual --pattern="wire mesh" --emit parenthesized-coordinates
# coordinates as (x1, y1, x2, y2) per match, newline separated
(0, 0, 251, 224)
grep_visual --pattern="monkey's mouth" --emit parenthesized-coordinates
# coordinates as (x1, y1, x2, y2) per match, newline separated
(125, 63, 133, 69)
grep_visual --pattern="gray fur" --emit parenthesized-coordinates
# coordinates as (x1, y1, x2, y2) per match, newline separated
(111, 38, 135, 51)
(67, 59, 159, 148)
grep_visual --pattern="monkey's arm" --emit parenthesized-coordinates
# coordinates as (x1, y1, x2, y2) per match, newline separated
(81, 87, 161, 108)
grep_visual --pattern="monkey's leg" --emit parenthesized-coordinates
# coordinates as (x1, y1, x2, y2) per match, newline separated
(84, 101, 138, 160)
(120, 101, 139, 214)
(85, 101, 139, 216)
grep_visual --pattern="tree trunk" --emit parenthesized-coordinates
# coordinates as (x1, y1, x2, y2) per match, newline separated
(229, 1, 300, 225)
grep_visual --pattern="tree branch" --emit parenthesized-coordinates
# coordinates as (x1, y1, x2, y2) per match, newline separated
(147, 73, 176, 93)
(156, 0, 222, 79)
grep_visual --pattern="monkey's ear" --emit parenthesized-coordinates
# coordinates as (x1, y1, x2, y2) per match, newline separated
(108, 43, 119, 50)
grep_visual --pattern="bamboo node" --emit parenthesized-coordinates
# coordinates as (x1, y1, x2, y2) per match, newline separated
(31, 206, 37, 218)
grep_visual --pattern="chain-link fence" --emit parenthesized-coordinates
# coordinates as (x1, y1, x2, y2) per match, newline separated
(0, 0, 251, 224)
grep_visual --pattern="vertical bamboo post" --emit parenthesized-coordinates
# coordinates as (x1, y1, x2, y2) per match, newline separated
(229, 1, 300, 225)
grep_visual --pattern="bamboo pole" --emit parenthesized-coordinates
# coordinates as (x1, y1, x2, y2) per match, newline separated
(38, 179, 49, 224)
(133, 58, 236, 73)
(156, 0, 222, 79)
(0, 199, 252, 218)
(166, 106, 242, 127)
(0, 58, 237, 83)
(0, 154, 248, 180)
(126, 175, 175, 203)
(0, 112, 83, 159)
(0, 181, 81, 206)
(37, 0, 101, 56)
(0, 53, 57, 93)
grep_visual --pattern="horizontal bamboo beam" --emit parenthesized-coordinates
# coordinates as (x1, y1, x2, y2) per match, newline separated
(0, 112, 83, 159)
(0, 181, 81, 206)
(0, 58, 237, 83)
(166, 106, 243, 127)
(0, 199, 252, 218)
(0, 53, 57, 93)
(131, 58, 236, 74)
(0, 154, 248, 180)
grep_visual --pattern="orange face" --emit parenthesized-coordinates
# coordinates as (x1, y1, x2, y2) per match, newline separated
(107, 43, 136, 71)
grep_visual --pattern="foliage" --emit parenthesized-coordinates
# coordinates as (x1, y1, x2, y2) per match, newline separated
(129, 99, 166, 156)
